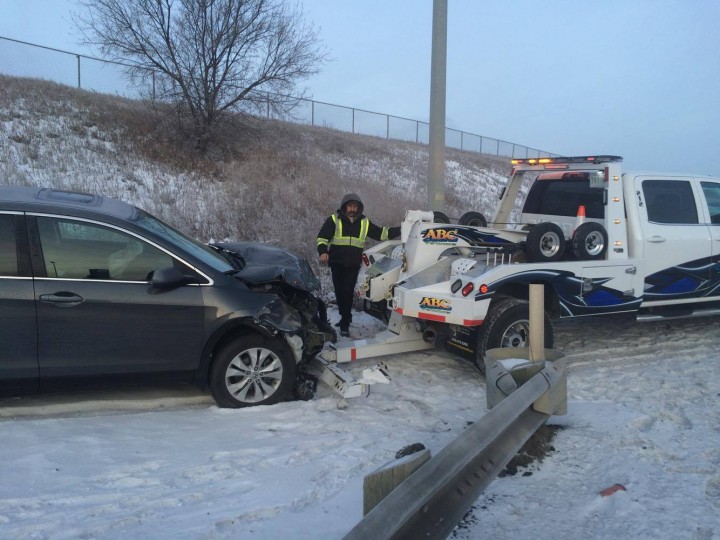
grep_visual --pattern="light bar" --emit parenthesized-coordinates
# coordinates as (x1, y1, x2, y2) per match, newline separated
(511, 155, 623, 166)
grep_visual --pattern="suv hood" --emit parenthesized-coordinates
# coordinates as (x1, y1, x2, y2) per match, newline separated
(214, 241, 321, 292)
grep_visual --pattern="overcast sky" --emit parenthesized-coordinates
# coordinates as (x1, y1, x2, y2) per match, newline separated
(1, 0, 719, 175)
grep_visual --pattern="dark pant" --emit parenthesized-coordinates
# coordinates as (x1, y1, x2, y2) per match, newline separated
(330, 264, 361, 328)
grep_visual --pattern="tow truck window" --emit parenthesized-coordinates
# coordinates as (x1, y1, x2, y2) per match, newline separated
(700, 182, 720, 224)
(643, 180, 698, 224)
(522, 177, 605, 219)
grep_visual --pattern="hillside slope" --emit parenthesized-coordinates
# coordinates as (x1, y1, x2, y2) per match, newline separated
(0, 75, 510, 282)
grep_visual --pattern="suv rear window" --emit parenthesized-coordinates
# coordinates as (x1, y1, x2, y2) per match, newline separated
(522, 174, 605, 219)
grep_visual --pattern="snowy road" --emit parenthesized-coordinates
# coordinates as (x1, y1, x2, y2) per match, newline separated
(1, 313, 719, 539)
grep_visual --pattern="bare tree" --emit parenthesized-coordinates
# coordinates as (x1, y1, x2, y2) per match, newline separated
(75, 0, 326, 150)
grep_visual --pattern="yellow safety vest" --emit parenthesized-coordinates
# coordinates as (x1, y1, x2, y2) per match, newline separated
(317, 215, 390, 250)
(330, 214, 370, 248)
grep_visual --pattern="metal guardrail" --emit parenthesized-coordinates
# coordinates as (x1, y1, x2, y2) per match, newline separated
(343, 359, 566, 540)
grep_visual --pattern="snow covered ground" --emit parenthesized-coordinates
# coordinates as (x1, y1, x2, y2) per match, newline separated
(1, 309, 719, 539)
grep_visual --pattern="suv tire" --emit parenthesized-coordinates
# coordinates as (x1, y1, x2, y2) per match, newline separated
(210, 334, 296, 408)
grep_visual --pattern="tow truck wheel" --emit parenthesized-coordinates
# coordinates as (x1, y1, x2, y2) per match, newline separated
(475, 297, 554, 374)
(210, 334, 296, 408)
(525, 222, 565, 262)
(459, 211, 488, 227)
(572, 222, 608, 260)
(433, 211, 451, 224)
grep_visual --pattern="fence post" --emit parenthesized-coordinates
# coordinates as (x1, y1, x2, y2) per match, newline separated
(352, 108, 355, 133)
(267, 92, 270, 119)
(386, 115, 390, 139)
(76, 55, 81, 89)
(311, 100, 315, 126)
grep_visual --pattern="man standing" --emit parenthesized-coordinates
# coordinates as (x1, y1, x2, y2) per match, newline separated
(317, 194, 400, 337)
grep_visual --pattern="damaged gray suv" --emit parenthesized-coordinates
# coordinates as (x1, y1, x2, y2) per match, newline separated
(0, 185, 334, 408)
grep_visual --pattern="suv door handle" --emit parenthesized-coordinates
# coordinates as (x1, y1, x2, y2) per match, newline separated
(39, 292, 84, 307)
(647, 236, 666, 243)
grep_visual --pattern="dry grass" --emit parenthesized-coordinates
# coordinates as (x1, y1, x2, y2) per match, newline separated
(0, 74, 512, 294)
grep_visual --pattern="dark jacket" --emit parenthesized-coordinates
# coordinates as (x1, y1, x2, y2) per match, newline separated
(317, 194, 400, 267)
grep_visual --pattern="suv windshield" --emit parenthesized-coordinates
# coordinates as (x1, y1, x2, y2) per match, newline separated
(134, 211, 234, 272)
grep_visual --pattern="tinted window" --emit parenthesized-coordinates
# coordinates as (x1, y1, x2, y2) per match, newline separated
(643, 180, 698, 224)
(523, 177, 605, 219)
(0, 214, 18, 277)
(701, 182, 720, 224)
(37, 217, 175, 281)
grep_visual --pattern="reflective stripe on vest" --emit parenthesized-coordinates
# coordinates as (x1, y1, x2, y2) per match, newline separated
(330, 214, 369, 248)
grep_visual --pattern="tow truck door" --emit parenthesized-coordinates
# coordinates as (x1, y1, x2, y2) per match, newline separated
(636, 177, 712, 299)
(697, 179, 720, 287)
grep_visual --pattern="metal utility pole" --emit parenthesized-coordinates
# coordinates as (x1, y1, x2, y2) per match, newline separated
(427, 0, 448, 212)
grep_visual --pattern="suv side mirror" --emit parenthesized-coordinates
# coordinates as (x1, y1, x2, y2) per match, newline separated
(151, 266, 198, 289)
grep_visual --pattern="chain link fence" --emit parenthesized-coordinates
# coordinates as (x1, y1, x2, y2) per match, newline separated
(0, 36, 556, 159)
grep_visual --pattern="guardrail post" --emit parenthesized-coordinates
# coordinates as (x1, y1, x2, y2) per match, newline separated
(529, 283, 544, 362)
(363, 448, 432, 515)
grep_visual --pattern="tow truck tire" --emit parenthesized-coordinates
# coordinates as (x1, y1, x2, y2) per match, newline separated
(474, 297, 554, 374)
(459, 211, 488, 228)
(433, 211, 451, 224)
(210, 334, 296, 408)
(525, 222, 565, 262)
(572, 222, 608, 260)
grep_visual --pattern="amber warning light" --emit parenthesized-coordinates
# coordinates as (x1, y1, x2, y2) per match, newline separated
(512, 155, 623, 166)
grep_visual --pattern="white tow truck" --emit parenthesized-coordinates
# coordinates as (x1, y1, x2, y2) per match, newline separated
(311, 155, 720, 396)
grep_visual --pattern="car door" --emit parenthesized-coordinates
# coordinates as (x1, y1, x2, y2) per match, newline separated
(0, 212, 38, 392)
(29, 214, 207, 377)
(637, 177, 712, 301)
